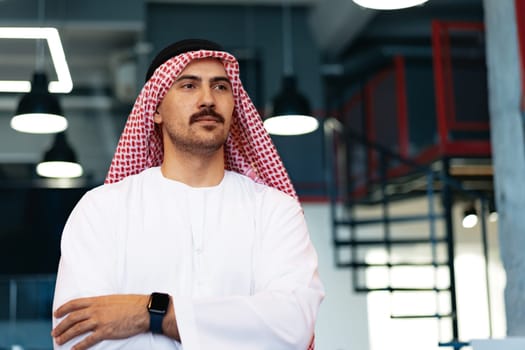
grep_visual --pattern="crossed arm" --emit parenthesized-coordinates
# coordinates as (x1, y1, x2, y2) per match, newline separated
(52, 294, 179, 349)
(52, 289, 321, 350)
(52, 186, 324, 349)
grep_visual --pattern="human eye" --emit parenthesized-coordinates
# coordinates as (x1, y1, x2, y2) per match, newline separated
(175, 76, 199, 90)
(213, 82, 231, 91)
(180, 82, 195, 89)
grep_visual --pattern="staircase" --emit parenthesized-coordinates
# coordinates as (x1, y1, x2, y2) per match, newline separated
(324, 118, 493, 349)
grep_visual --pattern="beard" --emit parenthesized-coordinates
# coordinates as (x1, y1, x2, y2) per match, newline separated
(167, 128, 228, 156)
(164, 108, 230, 156)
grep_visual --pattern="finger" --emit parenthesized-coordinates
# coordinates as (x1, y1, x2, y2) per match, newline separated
(54, 297, 92, 318)
(71, 331, 103, 350)
(54, 318, 97, 346)
(52, 309, 90, 338)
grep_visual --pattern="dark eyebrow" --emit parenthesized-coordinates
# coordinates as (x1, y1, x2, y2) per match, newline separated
(175, 75, 231, 85)
(175, 74, 201, 82)
(210, 76, 231, 85)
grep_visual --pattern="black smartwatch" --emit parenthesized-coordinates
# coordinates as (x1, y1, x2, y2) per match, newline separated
(147, 292, 170, 334)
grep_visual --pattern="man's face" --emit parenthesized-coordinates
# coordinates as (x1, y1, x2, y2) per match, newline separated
(154, 57, 235, 156)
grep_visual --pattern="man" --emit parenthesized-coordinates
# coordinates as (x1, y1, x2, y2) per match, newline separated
(51, 39, 324, 350)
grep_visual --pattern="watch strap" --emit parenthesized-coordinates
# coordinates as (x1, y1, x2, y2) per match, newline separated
(149, 310, 164, 334)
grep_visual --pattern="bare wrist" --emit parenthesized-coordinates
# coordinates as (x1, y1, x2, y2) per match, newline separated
(142, 295, 151, 333)
(162, 296, 180, 341)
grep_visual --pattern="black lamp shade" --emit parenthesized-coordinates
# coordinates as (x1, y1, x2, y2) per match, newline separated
(16, 72, 63, 117)
(488, 198, 497, 214)
(271, 76, 311, 117)
(42, 132, 77, 163)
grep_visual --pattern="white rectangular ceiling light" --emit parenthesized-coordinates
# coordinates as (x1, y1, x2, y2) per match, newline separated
(0, 27, 73, 93)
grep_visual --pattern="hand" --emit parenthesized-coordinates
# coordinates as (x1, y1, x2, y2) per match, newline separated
(51, 294, 149, 350)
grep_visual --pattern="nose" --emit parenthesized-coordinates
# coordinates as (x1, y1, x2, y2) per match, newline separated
(198, 86, 216, 109)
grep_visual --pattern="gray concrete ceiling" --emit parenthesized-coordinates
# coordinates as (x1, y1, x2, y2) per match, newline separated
(0, 0, 482, 94)
(0, 0, 485, 184)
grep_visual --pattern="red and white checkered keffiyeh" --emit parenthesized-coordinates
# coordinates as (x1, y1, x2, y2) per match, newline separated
(104, 49, 297, 200)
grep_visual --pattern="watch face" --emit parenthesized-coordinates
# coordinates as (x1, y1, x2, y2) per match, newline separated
(149, 292, 170, 314)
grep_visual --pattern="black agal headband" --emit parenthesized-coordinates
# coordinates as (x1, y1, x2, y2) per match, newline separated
(144, 38, 224, 82)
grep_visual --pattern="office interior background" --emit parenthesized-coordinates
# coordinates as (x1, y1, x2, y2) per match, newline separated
(0, 0, 523, 349)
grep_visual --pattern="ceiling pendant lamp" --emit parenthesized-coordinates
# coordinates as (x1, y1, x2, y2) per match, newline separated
(11, 71, 68, 134)
(264, 2, 318, 136)
(462, 203, 478, 229)
(266, 76, 318, 136)
(10, 0, 68, 134)
(352, 0, 429, 10)
(36, 132, 83, 178)
(488, 198, 498, 222)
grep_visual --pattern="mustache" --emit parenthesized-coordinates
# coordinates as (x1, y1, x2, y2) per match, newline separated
(190, 108, 225, 124)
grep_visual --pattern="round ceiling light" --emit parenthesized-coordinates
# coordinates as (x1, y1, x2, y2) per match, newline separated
(352, 0, 429, 10)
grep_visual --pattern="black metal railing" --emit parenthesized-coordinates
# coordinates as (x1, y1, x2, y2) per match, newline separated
(323, 117, 494, 349)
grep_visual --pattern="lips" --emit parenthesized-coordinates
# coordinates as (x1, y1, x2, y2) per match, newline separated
(193, 115, 223, 123)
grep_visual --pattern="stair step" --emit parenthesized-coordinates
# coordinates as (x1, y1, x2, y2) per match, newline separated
(335, 213, 444, 226)
(337, 261, 449, 268)
(390, 313, 453, 319)
(354, 286, 450, 293)
(334, 237, 448, 246)
(438, 340, 471, 349)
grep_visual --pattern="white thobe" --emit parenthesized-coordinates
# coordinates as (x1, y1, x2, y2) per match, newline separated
(53, 167, 324, 350)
